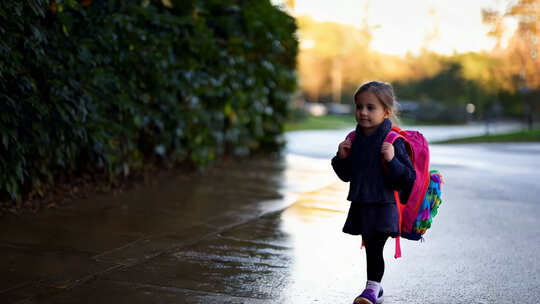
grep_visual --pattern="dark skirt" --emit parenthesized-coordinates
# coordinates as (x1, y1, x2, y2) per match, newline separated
(342, 202, 399, 237)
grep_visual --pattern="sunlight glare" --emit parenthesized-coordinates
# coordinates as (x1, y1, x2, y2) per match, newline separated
(293, 0, 517, 55)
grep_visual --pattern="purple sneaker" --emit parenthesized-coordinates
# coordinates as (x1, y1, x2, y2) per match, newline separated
(353, 289, 377, 304)
(376, 287, 384, 304)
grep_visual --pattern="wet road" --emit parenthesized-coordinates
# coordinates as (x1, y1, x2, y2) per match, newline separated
(282, 128, 540, 303)
(1, 125, 540, 303)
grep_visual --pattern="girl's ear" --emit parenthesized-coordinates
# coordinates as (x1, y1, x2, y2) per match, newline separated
(384, 108, 391, 119)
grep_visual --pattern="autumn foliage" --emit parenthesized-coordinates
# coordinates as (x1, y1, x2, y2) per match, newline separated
(296, 3, 540, 123)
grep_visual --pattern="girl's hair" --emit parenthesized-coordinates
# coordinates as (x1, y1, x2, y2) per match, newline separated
(353, 81, 400, 124)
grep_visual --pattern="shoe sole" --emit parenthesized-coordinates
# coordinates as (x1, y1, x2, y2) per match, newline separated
(353, 298, 374, 304)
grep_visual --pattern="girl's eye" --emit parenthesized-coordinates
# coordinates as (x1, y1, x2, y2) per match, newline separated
(367, 105, 374, 111)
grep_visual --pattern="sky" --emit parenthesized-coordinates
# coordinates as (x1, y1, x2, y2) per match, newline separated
(277, 0, 516, 56)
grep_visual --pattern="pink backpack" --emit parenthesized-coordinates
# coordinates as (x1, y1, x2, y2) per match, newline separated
(346, 126, 443, 258)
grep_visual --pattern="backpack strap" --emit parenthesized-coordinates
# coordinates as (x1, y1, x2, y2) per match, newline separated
(346, 130, 356, 141)
(383, 130, 403, 144)
(394, 190, 403, 259)
(381, 129, 405, 175)
(383, 125, 406, 144)
(383, 126, 406, 259)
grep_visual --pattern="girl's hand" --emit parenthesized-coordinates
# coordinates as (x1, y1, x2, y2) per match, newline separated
(381, 142, 394, 162)
(338, 139, 352, 158)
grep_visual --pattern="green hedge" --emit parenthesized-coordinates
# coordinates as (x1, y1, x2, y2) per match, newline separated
(0, 0, 298, 203)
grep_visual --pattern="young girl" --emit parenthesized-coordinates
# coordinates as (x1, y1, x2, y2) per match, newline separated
(331, 81, 415, 304)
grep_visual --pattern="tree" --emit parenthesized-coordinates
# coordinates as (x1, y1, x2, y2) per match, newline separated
(296, 16, 372, 103)
(483, 0, 540, 128)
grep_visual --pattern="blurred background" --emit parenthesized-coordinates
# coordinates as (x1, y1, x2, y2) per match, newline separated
(276, 0, 539, 127)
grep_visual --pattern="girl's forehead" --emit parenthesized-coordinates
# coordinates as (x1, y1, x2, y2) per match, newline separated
(355, 91, 381, 104)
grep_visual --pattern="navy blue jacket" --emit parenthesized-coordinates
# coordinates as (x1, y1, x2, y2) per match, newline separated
(331, 119, 415, 204)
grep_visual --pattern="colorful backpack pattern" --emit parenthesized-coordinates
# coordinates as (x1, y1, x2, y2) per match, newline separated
(410, 170, 443, 237)
(346, 126, 444, 258)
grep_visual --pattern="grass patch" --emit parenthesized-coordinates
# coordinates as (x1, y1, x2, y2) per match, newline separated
(285, 114, 355, 131)
(434, 129, 540, 144)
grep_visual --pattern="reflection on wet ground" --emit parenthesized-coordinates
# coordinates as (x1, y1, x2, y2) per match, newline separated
(0, 155, 291, 303)
(0, 150, 350, 303)
(1, 126, 540, 303)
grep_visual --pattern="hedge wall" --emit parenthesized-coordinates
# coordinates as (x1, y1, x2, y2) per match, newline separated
(0, 0, 298, 203)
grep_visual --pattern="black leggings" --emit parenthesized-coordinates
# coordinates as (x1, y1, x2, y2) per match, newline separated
(363, 233, 389, 282)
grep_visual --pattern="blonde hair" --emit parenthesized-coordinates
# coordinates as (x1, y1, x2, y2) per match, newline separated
(353, 81, 400, 124)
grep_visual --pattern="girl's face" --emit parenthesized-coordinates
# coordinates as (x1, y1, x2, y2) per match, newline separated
(355, 91, 390, 135)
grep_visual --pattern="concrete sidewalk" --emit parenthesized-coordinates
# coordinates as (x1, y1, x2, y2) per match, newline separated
(0, 156, 284, 303)
(0, 154, 334, 304)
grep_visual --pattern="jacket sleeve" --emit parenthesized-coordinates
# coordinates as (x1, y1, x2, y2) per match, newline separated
(385, 138, 415, 194)
(331, 154, 352, 182)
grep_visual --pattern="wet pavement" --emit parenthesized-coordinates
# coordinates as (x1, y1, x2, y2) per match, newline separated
(2, 125, 540, 303)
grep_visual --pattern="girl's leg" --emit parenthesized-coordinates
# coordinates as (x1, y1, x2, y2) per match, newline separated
(354, 234, 389, 303)
(364, 233, 389, 282)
